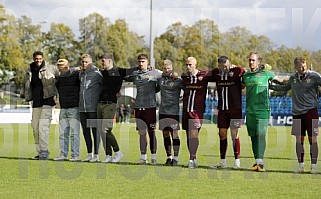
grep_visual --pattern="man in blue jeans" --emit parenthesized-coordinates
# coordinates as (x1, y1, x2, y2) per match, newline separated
(54, 59, 81, 161)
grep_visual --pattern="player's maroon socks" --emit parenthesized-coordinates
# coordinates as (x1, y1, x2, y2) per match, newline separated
(189, 138, 199, 160)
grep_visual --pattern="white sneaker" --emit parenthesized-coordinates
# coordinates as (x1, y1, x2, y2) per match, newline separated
(193, 159, 198, 168)
(102, 155, 113, 163)
(211, 162, 227, 169)
(311, 165, 317, 174)
(82, 153, 93, 162)
(297, 167, 305, 174)
(90, 154, 99, 162)
(233, 163, 241, 169)
(188, 160, 194, 169)
(233, 159, 241, 169)
(69, 156, 80, 162)
(111, 151, 123, 163)
(311, 168, 317, 174)
(137, 158, 148, 164)
(53, 154, 67, 161)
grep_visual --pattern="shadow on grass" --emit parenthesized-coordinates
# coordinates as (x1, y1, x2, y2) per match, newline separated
(203, 154, 298, 161)
(1, 156, 320, 175)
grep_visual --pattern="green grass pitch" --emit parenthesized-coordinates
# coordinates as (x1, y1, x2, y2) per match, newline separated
(0, 123, 320, 198)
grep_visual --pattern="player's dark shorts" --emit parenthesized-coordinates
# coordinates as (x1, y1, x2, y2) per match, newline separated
(134, 107, 156, 131)
(182, 111, 204, 131)
(159, 113, 180, 131)
(292, 108, 319, 137)
(217, 109, 242, 129)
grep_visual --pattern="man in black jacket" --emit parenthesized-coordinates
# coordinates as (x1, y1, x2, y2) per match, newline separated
(97, 53, 136, 163)
(54, 59, 81, 161)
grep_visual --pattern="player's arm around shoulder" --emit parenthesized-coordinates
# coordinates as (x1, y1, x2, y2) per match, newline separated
(269, 75, 291, 91)
(312, 70, 321, 86)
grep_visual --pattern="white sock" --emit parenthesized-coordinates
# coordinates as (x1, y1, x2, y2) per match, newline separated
(151, 153, 157, 160)
(168, 156, 173, 160)
(299, 162, 304, 168)
(141, 154, 147, 160)
(311, 163, 317, 169)
(221, 159, 226, 165)
(235, 159, 240, 166)
(256, 159, 263, 165)
(173, 156, 178, 161)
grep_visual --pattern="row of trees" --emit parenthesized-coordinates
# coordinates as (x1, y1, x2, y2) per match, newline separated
(1, 4, 321, 89)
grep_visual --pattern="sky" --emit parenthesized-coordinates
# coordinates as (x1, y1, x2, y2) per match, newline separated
(1, 0, 321, 51)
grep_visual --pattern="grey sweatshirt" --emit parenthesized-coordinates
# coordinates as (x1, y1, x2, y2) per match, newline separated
(79, 65, 103, 112)
(158, 75, 184, 115)
(270, 70, 321, 115)
(125, 68, 162, 109)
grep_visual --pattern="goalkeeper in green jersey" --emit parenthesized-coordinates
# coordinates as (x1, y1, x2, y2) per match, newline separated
(242, 52, 282, 172)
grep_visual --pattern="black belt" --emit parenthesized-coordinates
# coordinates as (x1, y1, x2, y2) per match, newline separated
(99, 101, 114, 104)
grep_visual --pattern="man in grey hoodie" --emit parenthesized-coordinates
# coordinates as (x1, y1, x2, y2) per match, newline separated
(79, 54, 103, 162)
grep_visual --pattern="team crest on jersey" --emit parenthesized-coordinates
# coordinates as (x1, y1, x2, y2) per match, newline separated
(306, 77, 311, 83)
(150, 123, 156, 129)
(294, 79, 297, 83)
(169, 82, 174, 87)
(229, 71, 234, 77)
(194, 122, 201, 129)
(198, 76, 203, 81)
(256, 73, 261, 77)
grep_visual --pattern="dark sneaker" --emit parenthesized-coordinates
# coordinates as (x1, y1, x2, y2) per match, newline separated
(39, 150, 49, 160)
(165, 158, 172, 166)
(32, 155, 39, 160)
(257, 164, 266, 172)
(210, 162, 227, 169)
(151, 159, 157, 165)
(39, 155, 48, 160)
(171, 159, 178, 166)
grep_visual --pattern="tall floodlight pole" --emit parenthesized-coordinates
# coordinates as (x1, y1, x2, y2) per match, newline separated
(150, 0, 155, 66)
